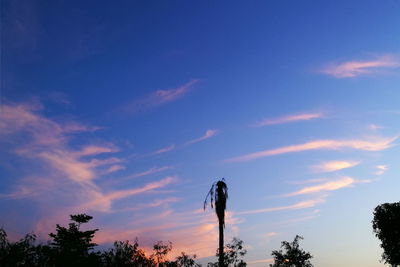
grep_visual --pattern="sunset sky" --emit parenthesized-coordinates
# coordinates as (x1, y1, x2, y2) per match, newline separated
(1, 1, 400, 266)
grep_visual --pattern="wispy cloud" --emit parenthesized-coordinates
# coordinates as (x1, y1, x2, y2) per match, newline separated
(81, 176, 176, 212)
(375, 165, 388, 175)
(368, 124, 384, 131)
(185, 129, 219, 145)
(237, 198, 325, 215)
(103, 165, 125, 174)
(121, 79, 199, 114)
(128, 166, 173, 178)
(320, 55, 400, 78)
(151, 144, 175, 155)
(225, 137, 397, 162)
(285, 176, 355, 196)
(254, 112, 323, 127)
(312, 160, 360, 173)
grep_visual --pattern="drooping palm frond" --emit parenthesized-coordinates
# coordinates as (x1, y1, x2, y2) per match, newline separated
(203, 182, 215, 210)
(203, 178, 228, 226)
(215, 179, 228, 227)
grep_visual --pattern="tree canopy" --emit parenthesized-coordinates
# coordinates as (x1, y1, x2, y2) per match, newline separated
(270, 235, 313, 267)
(372, 201, 400, 266)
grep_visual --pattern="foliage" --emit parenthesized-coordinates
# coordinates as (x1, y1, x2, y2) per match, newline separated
(151, 240, 173, 265)
(48, 213, 100, 266)
(270, 235, 313, 267)
(0, 214, 203, 267)
(209, 237, 247, 267)
(175, 252, 201, 267)
(102, 239, 152, 267)
(372, 201, 400, 266)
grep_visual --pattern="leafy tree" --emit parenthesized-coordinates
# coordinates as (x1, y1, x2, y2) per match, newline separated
(223, 238, 247, 267)
(270, 235, 313, 267)
(372, 202, 400, 266)
(0, 229, 51, 267)
(175, 252, 201, 267)
(48, 213, 100, 266)
(204, 179, 228, 267)
(209, 238, 247, 267)
(151, 240, 173, 266)
(102, 239, 152, 267)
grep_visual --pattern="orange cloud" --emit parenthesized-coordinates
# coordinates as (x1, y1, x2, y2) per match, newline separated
(226, 137, 397, 162)
(254, 112, 323, 127)
(185, 129, 219, 145)
(285, 176, 354, 196)
(312, 160, 360, 173)
(320, 55, 400, 78)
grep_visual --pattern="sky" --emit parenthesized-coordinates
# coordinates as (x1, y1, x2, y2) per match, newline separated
(1, 0, 400, 266)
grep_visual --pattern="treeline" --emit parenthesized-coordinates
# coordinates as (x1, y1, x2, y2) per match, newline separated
(0, 214, 249, 267)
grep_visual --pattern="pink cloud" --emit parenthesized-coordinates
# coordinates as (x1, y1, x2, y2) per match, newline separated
(254, 112, 323, 127)
(76, 145, 119, 157)
(122, 79, 199, 114)
(237, 198, 325, 215)
(94, 209, 241, 259)
(81, 176, 176, 212)
(185, 129, 219, 145)
(320, 55, 400, 78)
(103, 165, 125, 174)
(104, 166, 174, 186)
(285, 176, 355, 196)
(225, 137, 397, 162)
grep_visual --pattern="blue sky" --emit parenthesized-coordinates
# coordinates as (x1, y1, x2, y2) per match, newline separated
(1, 0, 400, 266)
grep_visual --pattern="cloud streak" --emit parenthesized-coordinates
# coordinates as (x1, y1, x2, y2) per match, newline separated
(237, 198, 325, 215)
(185, 129, 219, 145)
(225, 137, 397, 162)
(285, 176, 355, 196)
(81, 176, 176, 212)
(312, 160, 360, 173)
(151, 144, 176, 155)
(254, 112, 323, 127)
(121, 79, 199, 114)
(320, 55, 400, 78)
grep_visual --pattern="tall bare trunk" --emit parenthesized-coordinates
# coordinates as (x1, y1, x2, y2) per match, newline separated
(218, 220, 224, 267)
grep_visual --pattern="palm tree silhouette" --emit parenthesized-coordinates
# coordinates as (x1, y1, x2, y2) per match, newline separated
(204, 178, 228, 267)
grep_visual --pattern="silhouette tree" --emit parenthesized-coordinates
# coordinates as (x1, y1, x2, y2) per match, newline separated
(270, 235, 313, 267)
(175, 252, 201, 267)
(151, 240, 173, 267)
(102, 239, 152, 267)
(372, 201, 400, 266)
(204, 179, 228, 267)
(48, 213, 100, 267)
(0, 228, 53, 267)
(208, 237, 247, 267)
